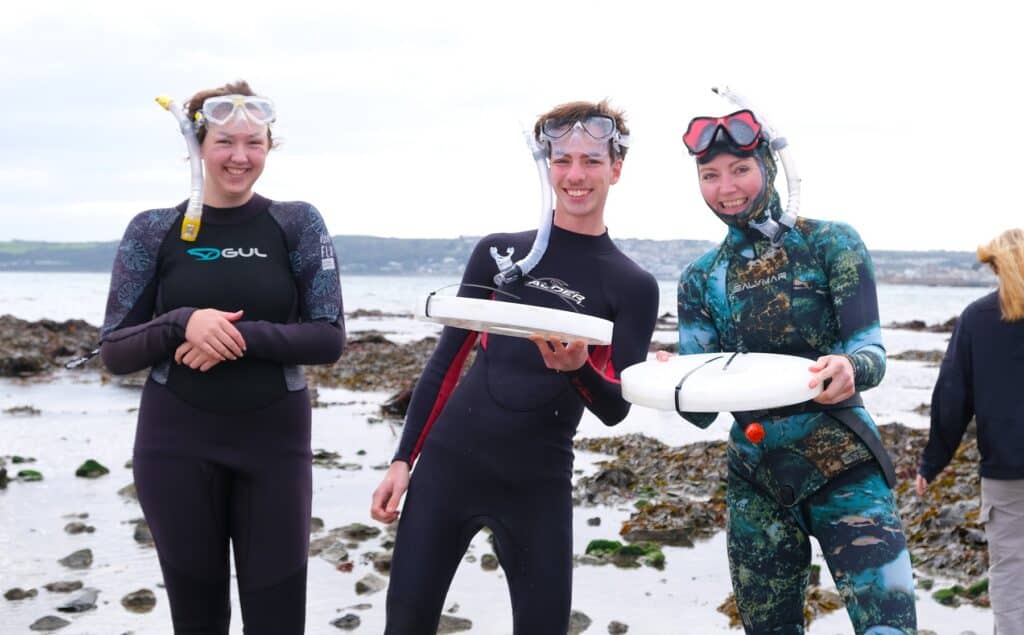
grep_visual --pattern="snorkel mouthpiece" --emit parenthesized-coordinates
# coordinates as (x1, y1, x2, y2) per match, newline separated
(156, 94, 204, 242)
(491, 126, 554, 287)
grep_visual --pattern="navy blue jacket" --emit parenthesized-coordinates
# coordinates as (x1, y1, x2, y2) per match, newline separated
(919, 291, 1024, 481)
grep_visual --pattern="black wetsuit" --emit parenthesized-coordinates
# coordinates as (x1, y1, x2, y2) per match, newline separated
(385, 225, 659, 634)
(99, 194, 344, 635)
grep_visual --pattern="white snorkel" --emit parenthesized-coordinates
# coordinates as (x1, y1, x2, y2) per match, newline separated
(491, 126, 554, 287)
(490, 116, 629, 287)
(713, 86, 801, 246)
(155, 95, 204, 242)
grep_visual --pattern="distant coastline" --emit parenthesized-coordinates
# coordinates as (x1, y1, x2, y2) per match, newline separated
(0, 237, 996, 286)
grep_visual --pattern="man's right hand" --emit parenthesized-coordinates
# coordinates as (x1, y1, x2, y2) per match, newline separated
(371, 461, 410, 524)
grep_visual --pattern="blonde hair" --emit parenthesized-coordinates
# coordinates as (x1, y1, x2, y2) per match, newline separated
(977, 228, 1024, 321)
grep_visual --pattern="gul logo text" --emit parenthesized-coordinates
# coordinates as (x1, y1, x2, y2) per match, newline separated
(187, 247, 269, 262)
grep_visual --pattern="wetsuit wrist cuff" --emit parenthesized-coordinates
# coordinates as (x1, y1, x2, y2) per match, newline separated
(169, 307, 198, 333)
(566, 360, 593, 378)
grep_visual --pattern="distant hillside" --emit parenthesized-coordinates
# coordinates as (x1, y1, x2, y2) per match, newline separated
(0, 240, 120, 271)
(0, 237, 995, 286)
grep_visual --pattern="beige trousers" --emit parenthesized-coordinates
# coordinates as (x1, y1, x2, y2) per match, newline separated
(982, 477, 1024, 635)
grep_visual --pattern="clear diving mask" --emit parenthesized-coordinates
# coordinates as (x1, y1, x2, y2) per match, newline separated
(539, 114, 629, 159)
(197, 95, 276, 128)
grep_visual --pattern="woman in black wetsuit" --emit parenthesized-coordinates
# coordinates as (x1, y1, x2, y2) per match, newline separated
(99, 80, 344, 634)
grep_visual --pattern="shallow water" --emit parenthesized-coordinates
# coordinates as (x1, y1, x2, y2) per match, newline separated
(1, 369, 993, 634)
(0, 272, 991, 327)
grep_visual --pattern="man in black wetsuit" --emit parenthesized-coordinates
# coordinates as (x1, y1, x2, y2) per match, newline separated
(370, 100, 659, 634)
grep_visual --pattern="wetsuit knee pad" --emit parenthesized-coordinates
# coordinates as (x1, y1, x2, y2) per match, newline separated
(159, 559, 231, 635)
(238, 564, 307, 635)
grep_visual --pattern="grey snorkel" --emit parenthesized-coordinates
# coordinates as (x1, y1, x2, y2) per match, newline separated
(491, 127, 554, 287)
(713, 86, 800, 246)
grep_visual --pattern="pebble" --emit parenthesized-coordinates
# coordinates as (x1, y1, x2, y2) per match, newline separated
(64, 521, 95, 534)
(355, 573, 386, 595)
(29, 616, 71, 631)
(568, 609, 592, 634)
(332, 523, 381, 541)
(57, 549, 92, 569)
(56, 587, 98, 612)
(121, 589, 157, 613)
(436, 615, 473, 633)
(331, 614, 361, 630)
(43, 581, 83, 593)
(5, 587, 38, 600)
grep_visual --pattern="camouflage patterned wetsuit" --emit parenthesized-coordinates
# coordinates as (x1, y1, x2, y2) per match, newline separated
(677, 174, 917, 632)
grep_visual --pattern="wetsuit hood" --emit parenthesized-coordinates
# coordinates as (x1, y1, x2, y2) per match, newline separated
(700, 139, 783, 233)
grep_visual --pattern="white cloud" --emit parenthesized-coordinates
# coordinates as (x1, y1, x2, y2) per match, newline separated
(0, 168, 52, 188)
(1, 1, 1021, 250)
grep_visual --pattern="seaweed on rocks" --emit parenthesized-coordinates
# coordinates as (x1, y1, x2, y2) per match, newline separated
(885, 316, 958, 333)
(620, 501, 726, 547)
(887, 349, 945, 364)
(574, 433, 727, 507)
(576, 423, 991, 584)
(717, 587, 843, 628)
(881, 422, 989, 583)
(0, 315, 99, 377)
(304, 335, 442, 393)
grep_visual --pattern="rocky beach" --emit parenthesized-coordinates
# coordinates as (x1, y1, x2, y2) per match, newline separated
(0, 275, 997, 633)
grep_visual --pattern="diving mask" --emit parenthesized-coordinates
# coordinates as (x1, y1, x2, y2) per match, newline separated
(683, 109, 762, 158)
(539, 115, 629, 158)
(197, 95, 276, 128)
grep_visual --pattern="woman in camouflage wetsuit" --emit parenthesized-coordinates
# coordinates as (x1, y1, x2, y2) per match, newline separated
(672, 110, 917, 634)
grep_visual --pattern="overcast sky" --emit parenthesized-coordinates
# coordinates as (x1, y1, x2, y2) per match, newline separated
(1, 2, 1018, 251)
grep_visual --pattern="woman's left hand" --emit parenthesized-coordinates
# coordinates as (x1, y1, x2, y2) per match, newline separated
(175, 341, 224, 372)
(809, 354, 855, 404)
(528, 334, 588, 372)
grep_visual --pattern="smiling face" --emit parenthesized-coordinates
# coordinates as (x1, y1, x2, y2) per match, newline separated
(548, 131, 622, 233)
(549, 150, 622, 233)
(200, 119, 269, 208)
(696, 152, 764, 220)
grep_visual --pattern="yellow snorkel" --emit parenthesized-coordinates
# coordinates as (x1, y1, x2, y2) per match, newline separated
(155, 95, 204, 241)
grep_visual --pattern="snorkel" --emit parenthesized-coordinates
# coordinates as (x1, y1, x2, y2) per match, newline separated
(155, 95, 204, 242)
(491, 126, 554, 287)
(711, 86, 801, 246)
(491, 115, 628, 287)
